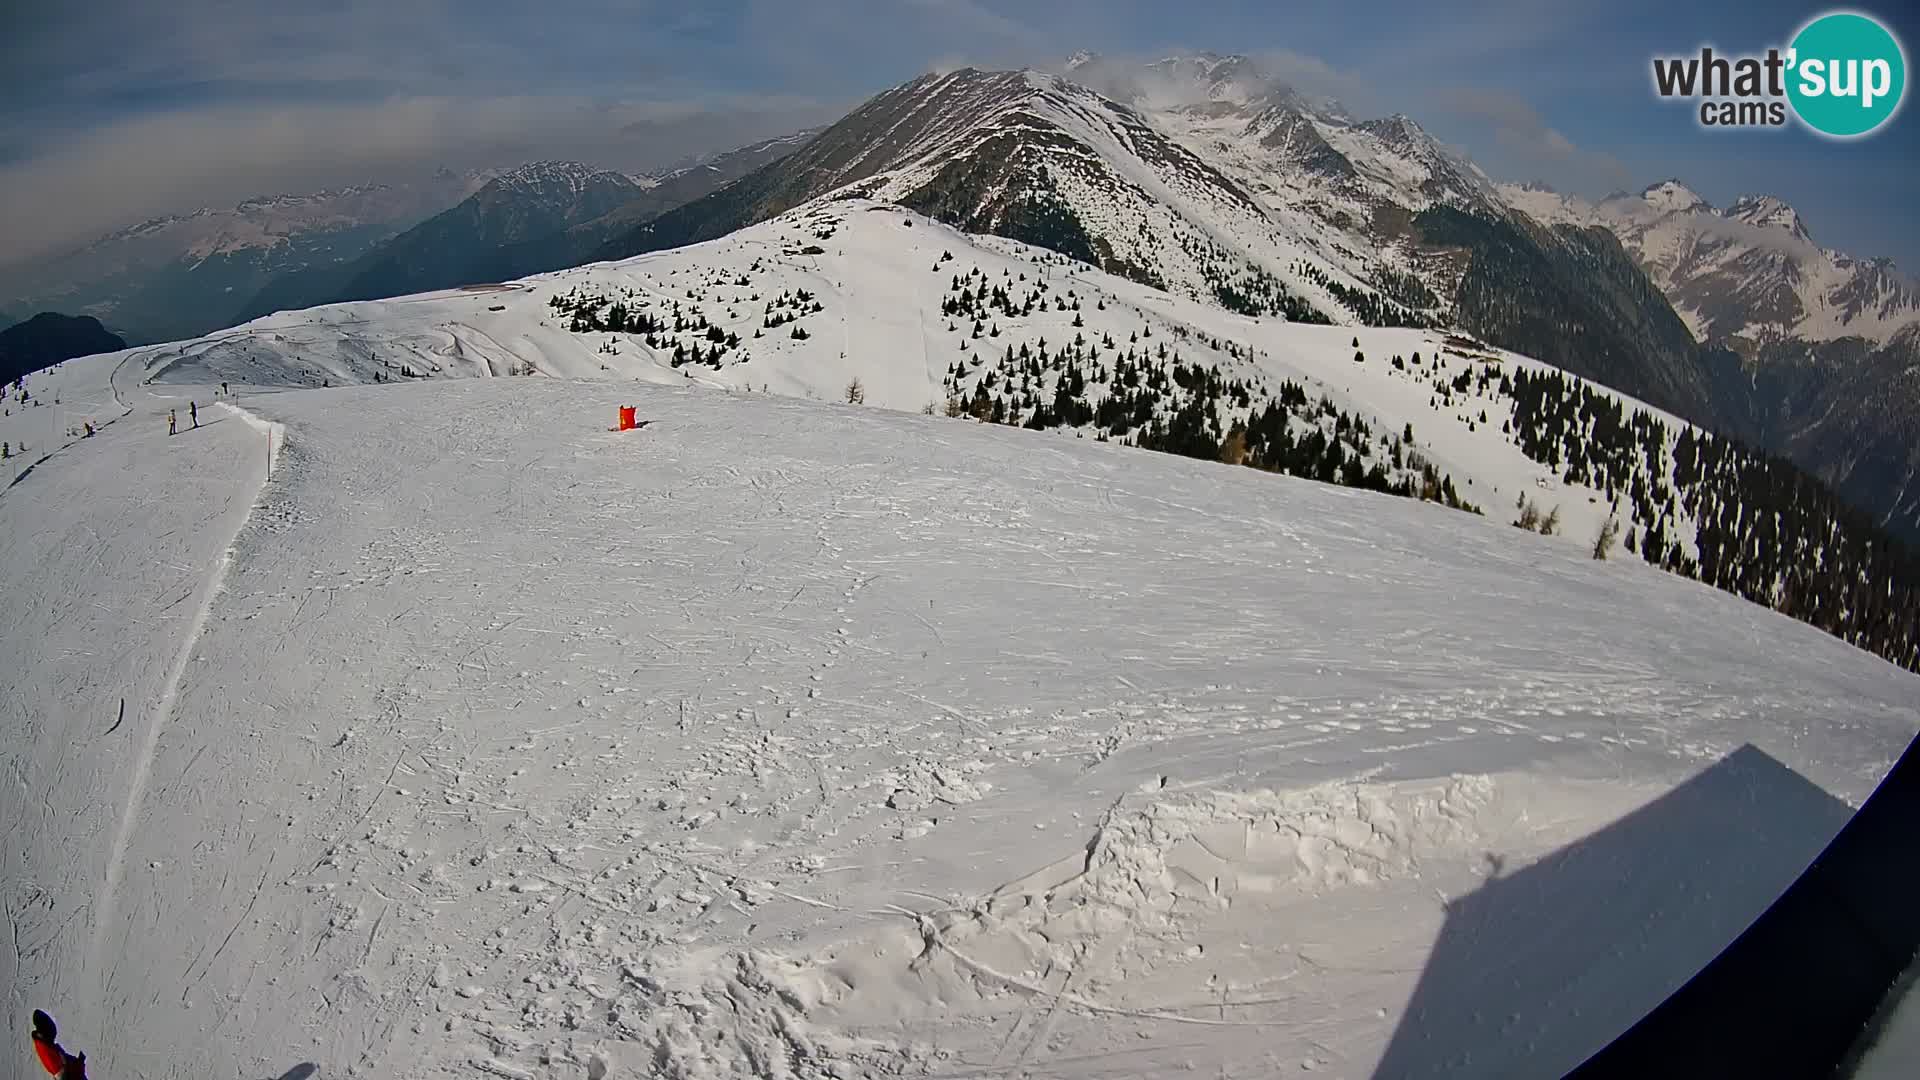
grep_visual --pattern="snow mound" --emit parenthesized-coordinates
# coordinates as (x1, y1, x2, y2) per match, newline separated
(615, 772, 1504, 1077)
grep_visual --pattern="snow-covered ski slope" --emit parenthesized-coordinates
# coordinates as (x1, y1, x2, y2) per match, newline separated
(121, 199, 1694, 557)
(1, 342, 1914, 1079)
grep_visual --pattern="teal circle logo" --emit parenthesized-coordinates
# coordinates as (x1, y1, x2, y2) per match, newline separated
(1787, 11, 1906, 137)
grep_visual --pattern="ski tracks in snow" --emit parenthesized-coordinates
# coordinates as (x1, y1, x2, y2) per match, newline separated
(89, 402, 283, 986)
(9, 374, 1913, 1079)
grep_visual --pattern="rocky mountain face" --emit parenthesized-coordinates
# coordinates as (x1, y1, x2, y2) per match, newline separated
(1086, 52, 1729, 420)
(238, 162, 648, 316)
(1503, 179, 1920, 350)
(593, 52, 1916, 544)
(0, 313, 127, 384)
(1739, 329, 1920, 543)
(0, 173, 484, 345)
(602, 65, 1437, 319)
(1502, 178, 1920, 541)
(486, 130, 824, 283)
(600, 58, 1721, 440)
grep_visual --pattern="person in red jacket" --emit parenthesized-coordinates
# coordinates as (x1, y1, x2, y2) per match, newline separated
(31, 1010, 86, 1078)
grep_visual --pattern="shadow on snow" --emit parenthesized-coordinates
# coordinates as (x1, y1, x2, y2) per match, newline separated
(1373, 743, 1853, 1078)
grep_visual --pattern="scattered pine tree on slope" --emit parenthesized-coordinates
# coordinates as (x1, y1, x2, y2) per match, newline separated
(547, 221, 1918, 675)
(1501, 365, 1920, 673)
(1413, 206, 1720, 421)
(928, 264, 1479, 515)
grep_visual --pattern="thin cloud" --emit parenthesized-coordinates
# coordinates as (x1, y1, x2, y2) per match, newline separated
(5, 0, 1906, 275)
(1243, 48, 1385, 115)
(3, 0, 1039, 263)
(1434, 87, 1636, 196)
(1050, 48, 1373, 114)
(1607, 198, 1828, 262)
(733, 0, 1057, 88)
(902, 0, 1030, 44)
(0, 93, 838, 265)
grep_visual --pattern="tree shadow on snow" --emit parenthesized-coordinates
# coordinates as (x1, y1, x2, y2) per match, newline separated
(1372, 744, 1853, 1079)
(264, 1066, 316, 1080)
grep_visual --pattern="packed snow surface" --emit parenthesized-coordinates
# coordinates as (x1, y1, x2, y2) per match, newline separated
(2, 343, 1913, 1080)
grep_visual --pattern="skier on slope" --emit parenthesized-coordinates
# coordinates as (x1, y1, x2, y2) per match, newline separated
(30, 1010, 87, 1078)
(168, 408, 177, 436)
(190, 401, 198, 429)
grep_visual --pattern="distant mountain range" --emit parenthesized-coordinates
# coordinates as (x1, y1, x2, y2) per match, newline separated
(598, 61, 1717, 427)
(7, 52, 1918, 544)
(0, 173, 489, 345)
(0, 134, 820, 349)
(588, 51, 1920, 544)
(50, 49, 1920, 672)
(231, 161, 650, 321)
(0, 312, 126, 385)
(1502, 178, 1920, 351)
(1504, 178, 1920, 541)
(235, 130, 817, 323)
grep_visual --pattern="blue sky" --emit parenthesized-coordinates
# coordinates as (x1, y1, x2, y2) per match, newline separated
(2, 0, 1916, 272)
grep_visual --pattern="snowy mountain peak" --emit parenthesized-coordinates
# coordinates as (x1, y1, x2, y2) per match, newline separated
(1639, 179, 1711, 215)
(231, 183, 395, 216)
(1145, 51, 1255, 81)
(1518, 173, 1920, 351)
(1357, 113, 1428, 140)
(1022, 67, 1067, 92)
(486, 161, 632, 197)
(1353, 114, 1445, 160)
(1496, 182, 1599, 228)
(1063, 50, 1291, 115)
(1725, 194, 1813, 244)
